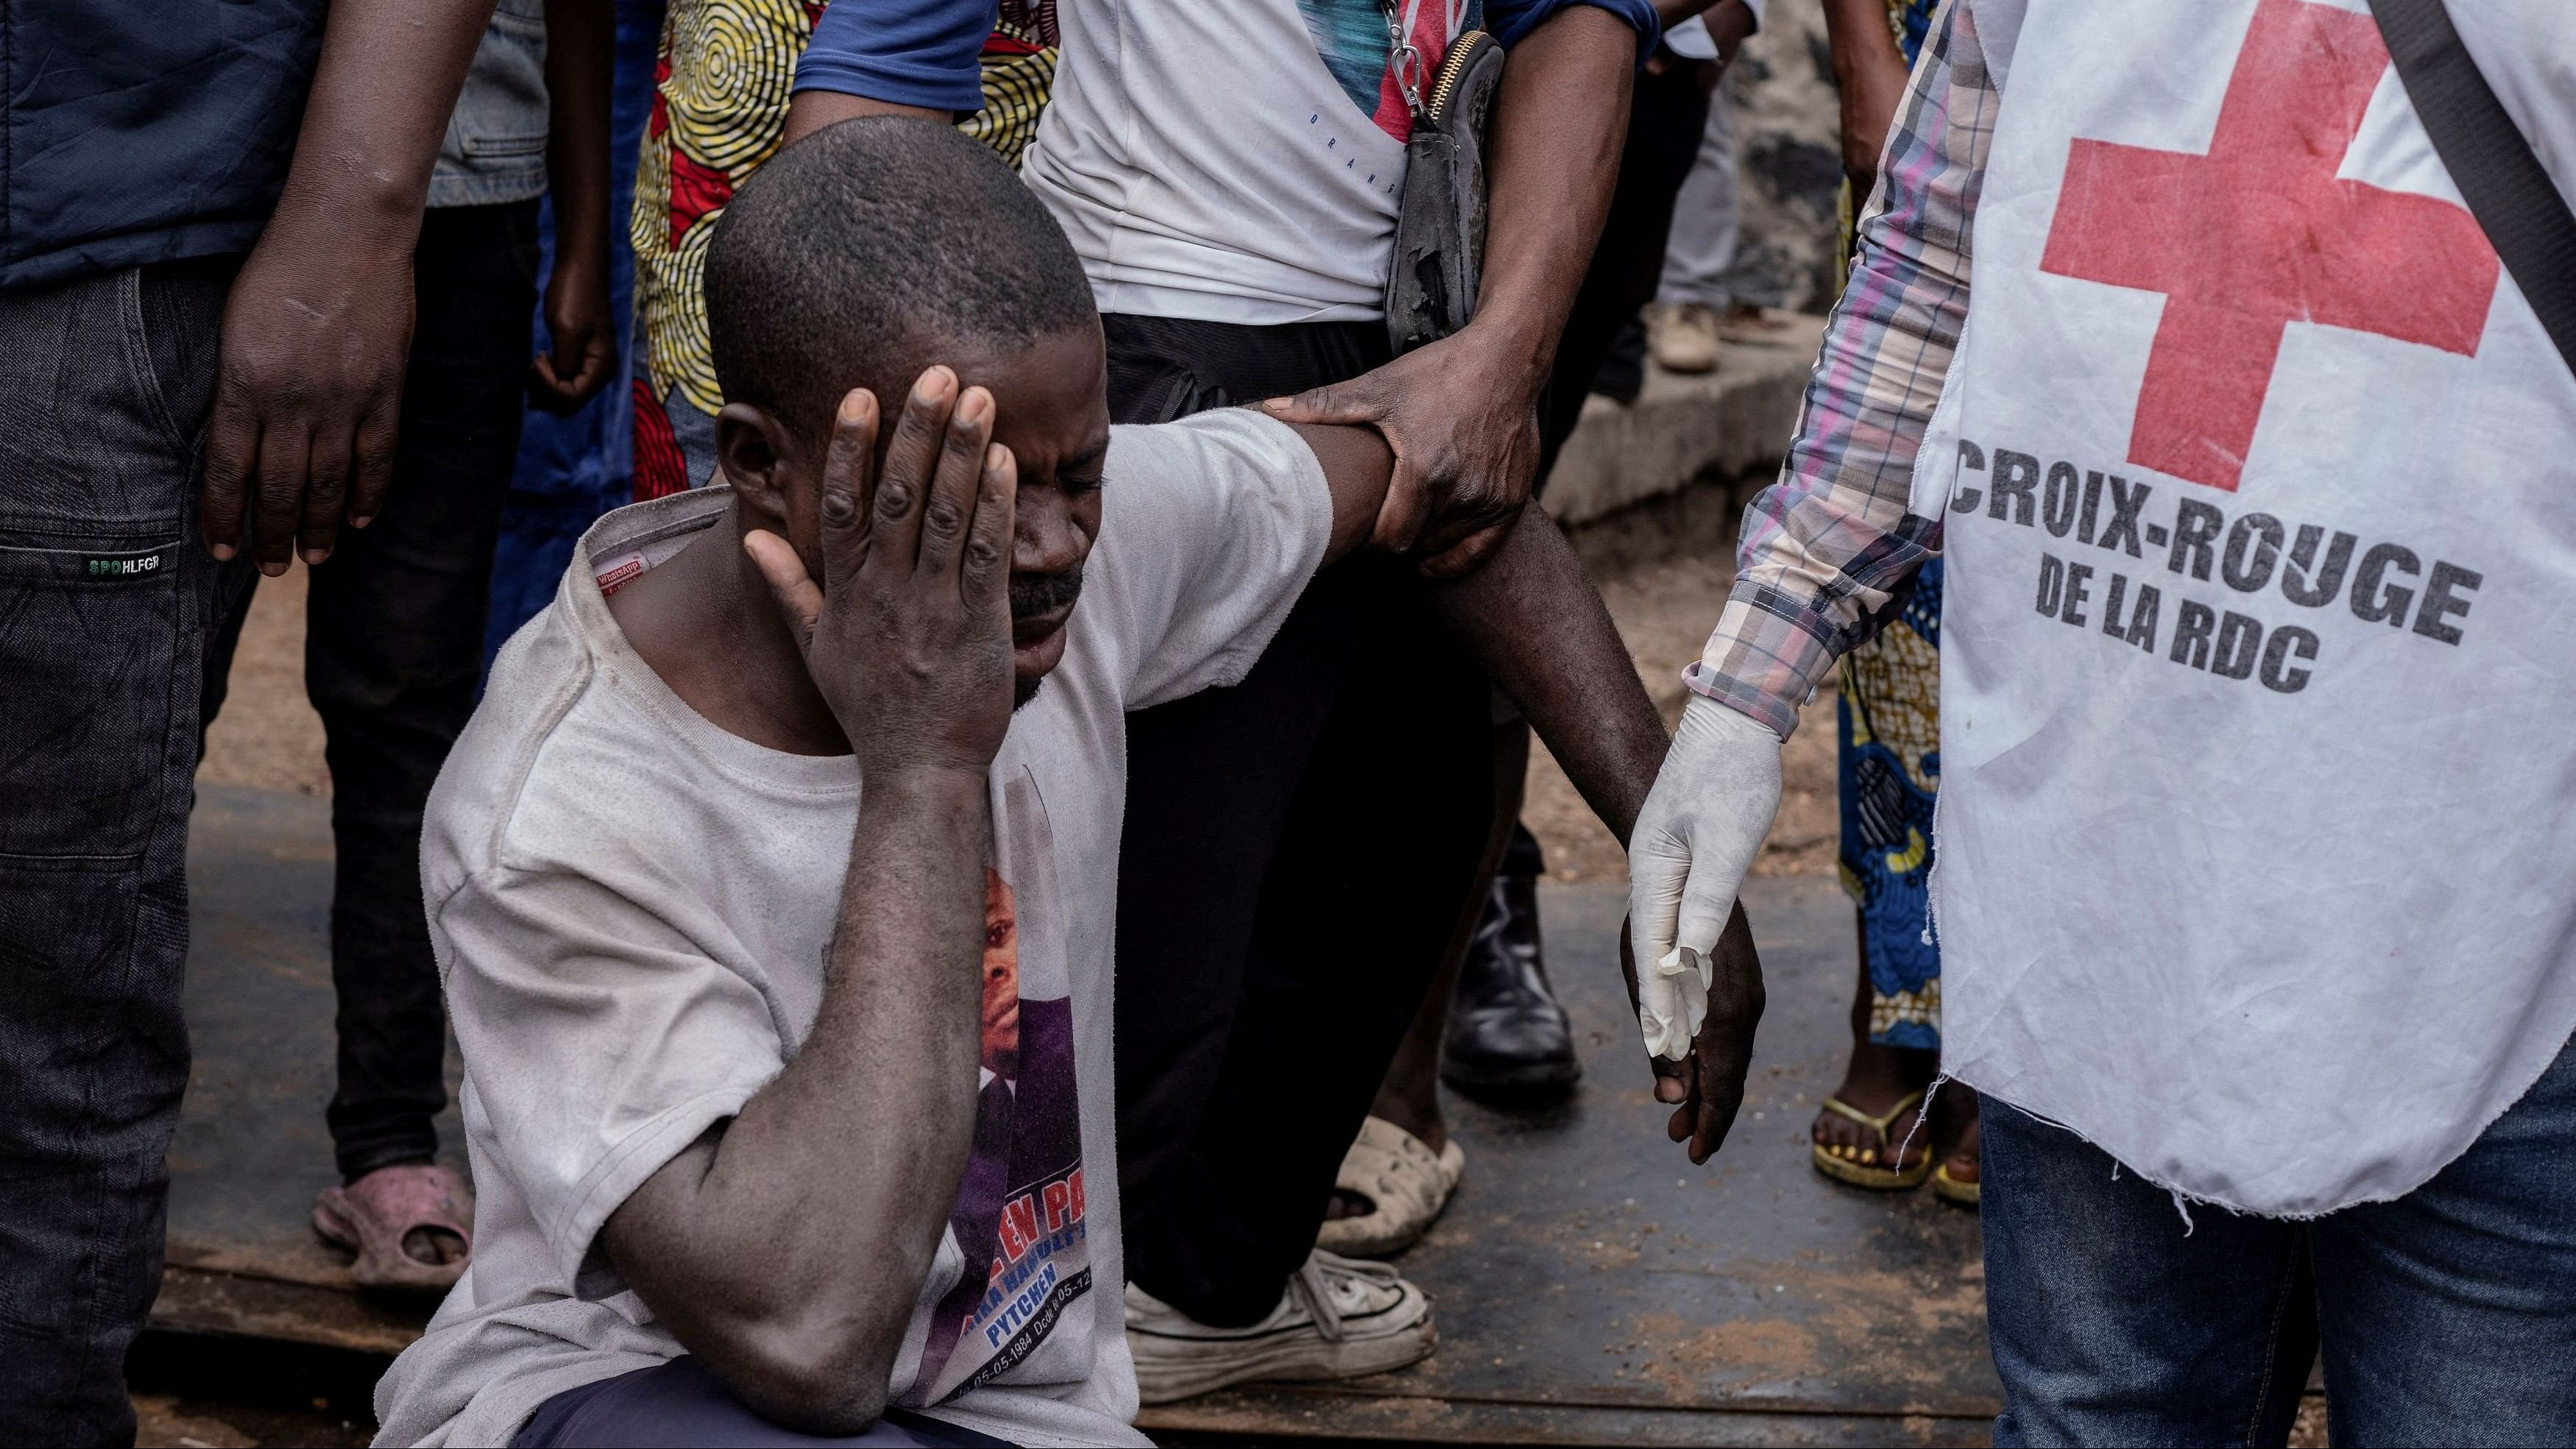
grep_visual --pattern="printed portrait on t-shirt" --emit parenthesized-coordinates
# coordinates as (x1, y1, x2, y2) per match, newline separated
(904, 772, 1091, 1406)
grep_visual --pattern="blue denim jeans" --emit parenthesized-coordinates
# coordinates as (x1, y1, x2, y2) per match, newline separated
(1981, 1032, 2576, 1447)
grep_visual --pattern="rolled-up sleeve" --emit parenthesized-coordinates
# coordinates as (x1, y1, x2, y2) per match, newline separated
(1684, 0, 1995, 738)
(795, 0, 997, 113)
(1486, 0, 1663, 60)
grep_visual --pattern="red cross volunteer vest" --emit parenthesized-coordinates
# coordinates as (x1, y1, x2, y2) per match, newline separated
(1914, 0, 2576, 1216)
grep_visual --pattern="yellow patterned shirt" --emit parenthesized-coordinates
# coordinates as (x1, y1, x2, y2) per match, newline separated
(631, 1, 1058, 425)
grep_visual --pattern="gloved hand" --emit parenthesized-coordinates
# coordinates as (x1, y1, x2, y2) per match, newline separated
(1627, 692, 1783, 1059)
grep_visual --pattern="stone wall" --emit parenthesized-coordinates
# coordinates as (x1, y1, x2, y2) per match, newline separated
(1720, 0, 1847, 314)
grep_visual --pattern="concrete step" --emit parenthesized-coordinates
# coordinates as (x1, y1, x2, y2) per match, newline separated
(1545, 314, 1825, 529)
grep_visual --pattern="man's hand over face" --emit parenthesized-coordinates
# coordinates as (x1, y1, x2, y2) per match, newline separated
(1262, 327, 1540, 579)
(744, 369, 1019, 779)
(201, 230, 417, 573)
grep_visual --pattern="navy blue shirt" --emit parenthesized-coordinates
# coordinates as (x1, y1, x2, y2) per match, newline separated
(1, 0, 329, 289)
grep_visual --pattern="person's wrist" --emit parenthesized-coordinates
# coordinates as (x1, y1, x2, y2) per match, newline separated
(251, 198, 417, 278)
(856, 757, 991, 798)
(1446, 313, 1554, 403)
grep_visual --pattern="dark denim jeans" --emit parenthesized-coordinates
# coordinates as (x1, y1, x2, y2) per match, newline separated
(277, 199, 537, 1183)
(0, 256, 255, 1445)
(1981, 1033, 2576, 1447)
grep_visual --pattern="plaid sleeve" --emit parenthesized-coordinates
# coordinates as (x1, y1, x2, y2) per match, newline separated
(1682, 0, 1998, 738)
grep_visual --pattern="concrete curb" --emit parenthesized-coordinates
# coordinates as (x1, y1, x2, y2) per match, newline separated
(1546, 312, 1825, 528)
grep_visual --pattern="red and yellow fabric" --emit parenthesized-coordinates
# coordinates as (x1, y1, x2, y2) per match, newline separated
(629, 1, 1058, 500)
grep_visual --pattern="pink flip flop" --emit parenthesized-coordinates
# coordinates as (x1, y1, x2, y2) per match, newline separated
(314, 1162, 475, 1292)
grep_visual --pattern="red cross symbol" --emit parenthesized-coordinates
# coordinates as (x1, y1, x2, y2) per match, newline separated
(2039, 0, 2500, 492)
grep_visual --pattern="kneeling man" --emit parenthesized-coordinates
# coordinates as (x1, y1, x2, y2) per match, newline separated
(373, 117, 1693, 1447)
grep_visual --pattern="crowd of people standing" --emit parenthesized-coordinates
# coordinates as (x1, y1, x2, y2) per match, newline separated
(3, 0, 2572, 1445)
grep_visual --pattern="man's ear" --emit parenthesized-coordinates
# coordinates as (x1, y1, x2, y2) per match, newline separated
(715, 402, 801, 526)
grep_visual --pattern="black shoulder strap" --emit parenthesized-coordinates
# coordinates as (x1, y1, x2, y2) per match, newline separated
(2368, 0, 2576, 378)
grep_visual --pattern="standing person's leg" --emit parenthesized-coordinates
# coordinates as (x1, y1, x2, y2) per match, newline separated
(1647, 69, 1738, 374)
(2308, 1032, 2576, 1443)
(1980, 1096, 2315, 1448)
(1144, 555, 1496, 1313)
(0, 257, 254, 1445)
(1112, 316, 1473, 1399)
(1108, 313, 1386, 1287)
(1811, 562, 1979, 1200)
(307, 201, 540, 1288)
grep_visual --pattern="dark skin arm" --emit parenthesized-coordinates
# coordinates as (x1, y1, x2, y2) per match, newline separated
(1824, 0, 1913, 189)
(202, 0, 500, 574)
(1268, 4, 1638, 578)
(601, 375, 1018, 1434)
(1295, 419, 1761, 1159)
(531, 0, 619, 413)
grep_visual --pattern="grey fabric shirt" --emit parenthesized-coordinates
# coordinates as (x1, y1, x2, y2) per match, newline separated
(432, 0, 552, 209)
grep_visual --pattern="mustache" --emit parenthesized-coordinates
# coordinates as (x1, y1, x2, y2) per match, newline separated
(1010, 564, 1084, 622)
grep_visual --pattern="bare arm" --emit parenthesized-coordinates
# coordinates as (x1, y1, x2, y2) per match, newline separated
(531, 0, 619, 412)
(201, 0, 498, 573)
(1267, 4, 1638, 577)
(601, 375, 1020, 1434)
(1823, 0, 1913, 187)
(1291, 422, 1663, 846)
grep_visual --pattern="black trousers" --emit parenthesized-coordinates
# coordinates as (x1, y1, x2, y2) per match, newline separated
(1105, 315, 1498, 1327)
(1535, 56, 1717, 482)
(206, 200, 541, 1182)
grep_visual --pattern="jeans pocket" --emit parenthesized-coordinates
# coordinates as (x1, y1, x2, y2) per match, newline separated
(0, 540, 185, 863)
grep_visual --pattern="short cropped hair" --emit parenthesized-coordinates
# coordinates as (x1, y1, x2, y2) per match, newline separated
(704, 116, 1097, 440)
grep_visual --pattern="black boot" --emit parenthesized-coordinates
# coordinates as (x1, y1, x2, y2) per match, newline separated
(1442, 829, 1579, 1099)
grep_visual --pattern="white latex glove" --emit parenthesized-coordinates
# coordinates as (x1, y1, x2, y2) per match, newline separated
(1628, 692, 1783, 1060)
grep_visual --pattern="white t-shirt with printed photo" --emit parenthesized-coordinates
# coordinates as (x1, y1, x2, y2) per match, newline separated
(370, 408, 1332, 1447)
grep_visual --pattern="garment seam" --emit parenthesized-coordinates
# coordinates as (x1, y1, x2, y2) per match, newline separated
(120, 268, 194, 459)
(2241, 1228, 2304, 1448)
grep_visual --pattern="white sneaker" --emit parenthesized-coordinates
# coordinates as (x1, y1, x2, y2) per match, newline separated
(1123, 1250, 1437, 1404)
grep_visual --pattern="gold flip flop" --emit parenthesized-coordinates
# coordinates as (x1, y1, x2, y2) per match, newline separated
(1810, 1090, 1935, 1190)
(1932, 1160, 1981, 1208)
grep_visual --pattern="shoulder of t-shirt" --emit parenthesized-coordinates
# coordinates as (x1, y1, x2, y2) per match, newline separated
(796, 0, 997, 113)
(422, 594, 679, 918)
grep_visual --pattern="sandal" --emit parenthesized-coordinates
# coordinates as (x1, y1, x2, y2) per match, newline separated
(1933, 1159, 1981, 1208)
(314, 1162, 475, 1292)
(1314, 1116, 1465, 1258)
(1810, 1090, 1935, 1191)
